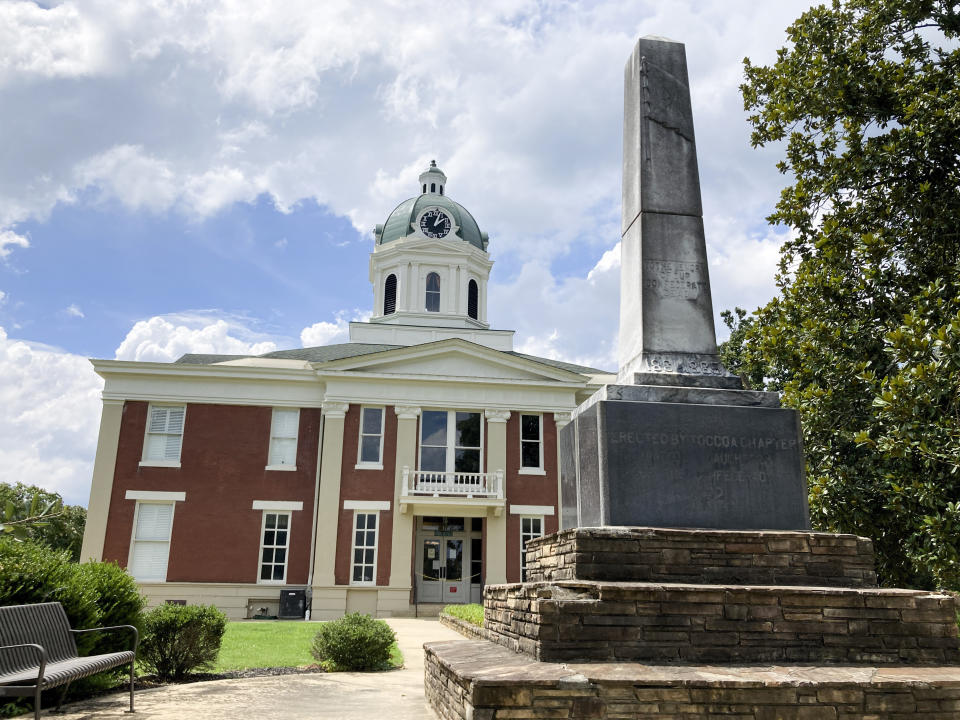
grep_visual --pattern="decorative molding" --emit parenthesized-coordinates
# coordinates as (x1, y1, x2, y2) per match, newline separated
(321, 401, 350, 419)
(484, 409, 511, 423)
(102, 398, 125, 407)
(343, 500, 391, 511)
(394, 405, 422, 419)
(265, 465, 297, 472)
(138, 461, 181, 469)
(554, 411, 573, 429)
(252, 500, 304, 511)
(509, 504, 555, 516)
(125, 490, 186, 502)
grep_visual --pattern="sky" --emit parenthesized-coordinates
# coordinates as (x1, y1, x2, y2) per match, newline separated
(0, 0, 818, 506)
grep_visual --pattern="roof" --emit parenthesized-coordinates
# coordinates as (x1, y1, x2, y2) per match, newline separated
(376, 194, 487, 250)
(175, 342, 611, 375)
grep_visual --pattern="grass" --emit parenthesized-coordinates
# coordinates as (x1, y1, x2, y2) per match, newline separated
(213, 620, 403, 672)
(443, 603, 483, 627)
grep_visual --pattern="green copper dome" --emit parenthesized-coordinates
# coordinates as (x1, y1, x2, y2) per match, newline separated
(373, 161, 489, 251)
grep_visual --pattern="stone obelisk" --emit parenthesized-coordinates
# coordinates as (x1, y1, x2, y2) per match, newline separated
(559, 36, 810, 531)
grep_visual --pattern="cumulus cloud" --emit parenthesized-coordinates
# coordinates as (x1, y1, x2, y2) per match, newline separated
(0, 230, 29, 259)
(114, 313, 279, 362)
(0, 326, 103, 505)
(300, 309, 371, 347)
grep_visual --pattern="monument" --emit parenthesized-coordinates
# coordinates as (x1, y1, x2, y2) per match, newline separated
(560, 35, 809, 531)
(424, 36, 960, 720)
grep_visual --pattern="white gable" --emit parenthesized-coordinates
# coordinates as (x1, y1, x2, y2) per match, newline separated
(344, 351, 554, 382)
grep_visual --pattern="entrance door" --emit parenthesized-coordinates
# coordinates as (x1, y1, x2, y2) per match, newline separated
(443, 538, 464, 602)
(417, 536, 467, 603)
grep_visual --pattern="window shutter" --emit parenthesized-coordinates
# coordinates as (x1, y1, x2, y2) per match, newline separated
(384, 274, 397, 315)
(130, 503, 174, 581)
(269, 409, 300, 465)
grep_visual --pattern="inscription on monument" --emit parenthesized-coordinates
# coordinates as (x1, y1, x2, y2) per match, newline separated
(641, 353, 725, 376)
(642, 259, 704, 300)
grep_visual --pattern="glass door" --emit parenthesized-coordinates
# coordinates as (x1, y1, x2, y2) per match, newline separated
(418, 538, 442, 603)
(443, 538, 464, 603)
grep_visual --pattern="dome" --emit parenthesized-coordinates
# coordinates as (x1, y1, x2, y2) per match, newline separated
(374, 161, 489, 251)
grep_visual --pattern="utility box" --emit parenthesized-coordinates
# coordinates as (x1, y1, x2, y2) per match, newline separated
(278, 589, 306, 619)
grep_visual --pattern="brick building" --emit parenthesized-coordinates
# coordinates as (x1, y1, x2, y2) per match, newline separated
(79, 162, 610, 619)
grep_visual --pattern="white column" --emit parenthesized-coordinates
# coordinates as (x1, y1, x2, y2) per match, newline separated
(553, 411, 573, 531)
(79, 399, 125, 562)
(389, 405, 420, 587)
(484, 409, 510, 584)
(312, 402, 349, 587)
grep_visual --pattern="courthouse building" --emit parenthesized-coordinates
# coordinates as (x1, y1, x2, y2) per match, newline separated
(79, 162, 612, 618)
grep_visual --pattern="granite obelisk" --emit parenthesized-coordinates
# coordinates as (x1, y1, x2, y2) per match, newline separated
(559, 36, 810, 531)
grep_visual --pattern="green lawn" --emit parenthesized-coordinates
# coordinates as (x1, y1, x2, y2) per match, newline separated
(213, 621, 403, 671)
(443, 603, 483, 627)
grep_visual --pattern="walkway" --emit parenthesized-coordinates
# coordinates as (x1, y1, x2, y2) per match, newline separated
(52, 618, 463, 719)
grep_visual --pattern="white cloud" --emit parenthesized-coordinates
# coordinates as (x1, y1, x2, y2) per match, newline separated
(65, 304, 85, 318)
(0, 326, 103, 506)
(0, 229, 29, 259)
(300, 309, 371, 347)
(0, 290, 6, 306)
(114, 313, 279, 362)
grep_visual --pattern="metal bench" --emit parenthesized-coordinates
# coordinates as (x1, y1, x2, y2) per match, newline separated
(0, 602, 138, 719)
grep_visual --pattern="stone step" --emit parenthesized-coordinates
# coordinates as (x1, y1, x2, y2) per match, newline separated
(425, 638, 960, 720)
(526, 526, 878, 587)
(483, 581, 960, 664)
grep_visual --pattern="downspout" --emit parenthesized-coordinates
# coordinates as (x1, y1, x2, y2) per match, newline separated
(305, 409, 325, 620)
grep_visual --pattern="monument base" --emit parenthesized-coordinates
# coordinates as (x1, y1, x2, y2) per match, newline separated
(560, 384, 809, 530)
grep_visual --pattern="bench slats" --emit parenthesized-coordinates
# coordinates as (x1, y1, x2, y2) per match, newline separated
(0, 650, 136, 689)
(0, 603, 77, 674)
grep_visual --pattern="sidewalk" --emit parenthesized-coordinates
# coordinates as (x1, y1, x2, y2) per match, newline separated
(52, 617, 463, 719)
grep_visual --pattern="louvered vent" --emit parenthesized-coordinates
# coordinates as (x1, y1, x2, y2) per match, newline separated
(467, 279, 479, 319)
(384, 274, 397, 315)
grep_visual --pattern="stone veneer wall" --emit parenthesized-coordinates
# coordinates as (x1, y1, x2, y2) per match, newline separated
(425, 640, 960, 720)
(525, 527, 877, 587)
(483, 581, 960, 664)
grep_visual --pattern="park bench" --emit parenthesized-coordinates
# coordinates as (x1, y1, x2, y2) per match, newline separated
(0, 602, 138, 719)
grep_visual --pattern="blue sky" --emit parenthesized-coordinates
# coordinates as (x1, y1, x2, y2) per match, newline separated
(0, 0, 816, 505)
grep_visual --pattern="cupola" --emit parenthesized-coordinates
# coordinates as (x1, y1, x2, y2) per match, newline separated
(418, 159, 447, 196)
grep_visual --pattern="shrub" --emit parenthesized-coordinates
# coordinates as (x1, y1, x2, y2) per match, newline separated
(75, 561, 145, 655)
(139, 604, 227, 681)
(443, 603, 483, 627)
(310, 613, 396, 671)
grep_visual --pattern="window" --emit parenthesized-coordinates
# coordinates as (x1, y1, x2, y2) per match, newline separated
(520, 414, 543, 472)
(143, 405, 185, 464)
(129, 503, 174, 581)
(430, 182, 436, 193)
(383, 274, 397, 315)
(268, 408, 299, 468)
(467, 279, 479, 320)
(422, 183, 427, 193)
(439, 185, 444, 196)
(520, 516, 544, 581)
(259, 512, 290, 583)
(351, 512, 379, 584)
(425, 272, 440, 312)
(358, 407, 384, 467)
(419, 410, 483, 476)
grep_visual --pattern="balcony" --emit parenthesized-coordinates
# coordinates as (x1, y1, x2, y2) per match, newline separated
(399, 466, 505, 514)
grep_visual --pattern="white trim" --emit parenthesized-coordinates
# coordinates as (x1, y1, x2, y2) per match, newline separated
(420, 409, 484, 475)
(257, 510, 291, 584)
(138, 461, 182, 469)
(265, 464, 298, 472)
(518, 467, 547, 476)
(510, 504, 555, 516)
(142, 403, 186, 464)
(252, 500, 304, 511)
(343, 500, 391, 511)
(519, 412, 545, 472)
(125, 490, 186, 502)
(357, 405, 386, 468)
(128, 500, 176, 582)
(267, 407, 300, 468)
(349, 510, 380, 586)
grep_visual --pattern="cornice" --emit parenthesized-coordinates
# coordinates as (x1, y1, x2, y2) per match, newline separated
(394, 405, 421, 419)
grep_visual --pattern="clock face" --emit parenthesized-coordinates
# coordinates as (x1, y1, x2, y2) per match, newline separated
(419, 208, 452, 239)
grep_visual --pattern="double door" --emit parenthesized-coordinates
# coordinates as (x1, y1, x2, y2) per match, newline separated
(418, 536, 466, 604)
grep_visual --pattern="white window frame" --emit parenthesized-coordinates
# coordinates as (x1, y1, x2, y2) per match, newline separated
(519, 515, 544, 582)
(266, 407, 299, 471)
(257, 510, 292, 584)
(518, 413, 545, 475)
(418, 409, 484, 474)
(356, 406, 385, 470)
(349, 510, 381, 586)
(127, 500, 178, 582)
(140, 404, 186, 468)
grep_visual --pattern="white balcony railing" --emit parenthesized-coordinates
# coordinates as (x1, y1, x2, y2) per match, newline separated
(401, 466, 504, 499)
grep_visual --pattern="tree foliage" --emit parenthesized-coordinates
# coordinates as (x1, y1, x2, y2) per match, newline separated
(739, 0, 960, 588)
(0, 482, 86, 561)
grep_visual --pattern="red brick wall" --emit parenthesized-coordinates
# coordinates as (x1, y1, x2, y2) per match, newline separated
(504, 412, 560, 583)
(333, 404, 397, 586)
(101, 401, 320, 585)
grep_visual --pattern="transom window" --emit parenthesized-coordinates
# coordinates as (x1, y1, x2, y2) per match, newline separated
(358, 407, 384, 466)
(144, 405, 185, 462)
(259, 512, 290, 583)
(268, 408, 299, 467)
(351, 512, 378, 584)
(425, 272, 440, 312)
(129, 502, 174, 581)
(520, 516, 544, 581)
(520, 414, 543, 470)
(419, 410, 482, 475)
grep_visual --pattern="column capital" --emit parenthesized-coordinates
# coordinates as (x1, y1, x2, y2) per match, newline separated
(394, 405, 421, 420)
(484, 408, 511, 423)
(321, 401, 350, 419)
(553, 411, 573, 430)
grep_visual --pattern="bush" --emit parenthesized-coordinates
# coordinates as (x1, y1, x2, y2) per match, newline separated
(443, 603, 483, 627)
(310, 613, 396, 671)
(75, 561, 145, 655)
(139, 604, 227, 681)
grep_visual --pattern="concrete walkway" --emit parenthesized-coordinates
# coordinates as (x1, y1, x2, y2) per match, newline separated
(52, 618, 463, 719)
